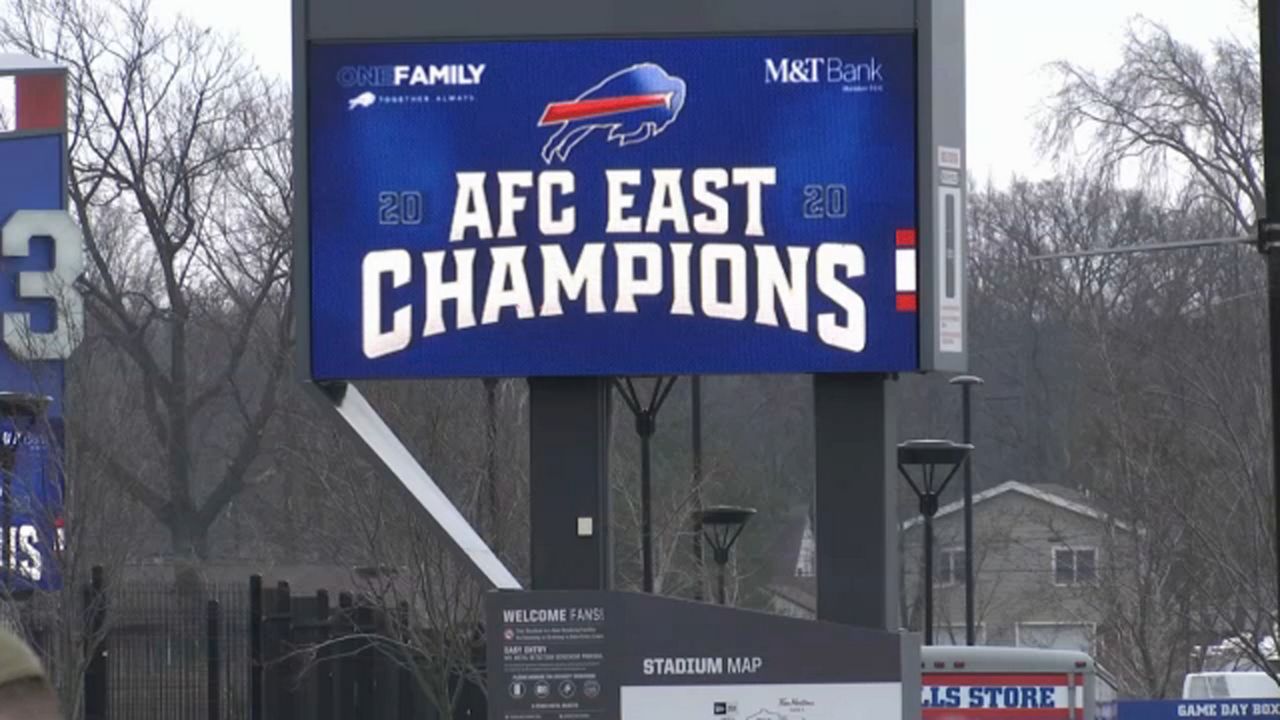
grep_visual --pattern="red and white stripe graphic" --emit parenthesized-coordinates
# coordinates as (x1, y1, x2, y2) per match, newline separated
(895, 228, 917, 312)
(539, 92, 673, 125)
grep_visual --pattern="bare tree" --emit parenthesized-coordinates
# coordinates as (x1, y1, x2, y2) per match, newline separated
(1042, 17, 1260, 230)
(1040, 14, 1276, 682)
(1071, 312, 1206, 698)
(330, 472, 488, 719)
(276, 378, 522, 719)
(944, 153, 1273, 694)
(0, 0, 293, 584)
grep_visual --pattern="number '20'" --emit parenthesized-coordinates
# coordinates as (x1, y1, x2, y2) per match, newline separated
(378, 191, 424, 225)
(802, 184, 849, 219)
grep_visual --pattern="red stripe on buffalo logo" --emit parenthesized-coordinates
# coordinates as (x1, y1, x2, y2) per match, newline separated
(539, 93, 672, 125)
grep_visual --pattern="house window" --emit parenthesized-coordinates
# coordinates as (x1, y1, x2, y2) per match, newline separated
(937, 548, 965, 587)
(1053, 547, 1097, 586)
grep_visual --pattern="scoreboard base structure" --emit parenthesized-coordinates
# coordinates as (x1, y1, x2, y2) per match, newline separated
(485, 589, 921, 720)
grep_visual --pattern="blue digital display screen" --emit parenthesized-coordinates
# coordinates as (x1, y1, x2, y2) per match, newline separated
(306, 34, 918, 379)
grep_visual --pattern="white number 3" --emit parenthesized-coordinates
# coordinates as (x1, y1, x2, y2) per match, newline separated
(1, 210, 84, 360)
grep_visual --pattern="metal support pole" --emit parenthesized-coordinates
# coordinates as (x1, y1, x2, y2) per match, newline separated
(1271, 247, 1280, 637)
(207, 599, 221, 720)
(614, 377, 678, 593)
(950, 375, 983, 645)
(83, 565, 107, 720)
(691, 376, 704, 602)
(249, 574, 263, 720)
(961, 385, 974, 645)
(954, 377, 983, 646)
(529, 377, 612, 590)
(1260, 0, 1280, 652)
(309, 381, 519, 589)
(815, 374, 899, 629)
(717, 562, 727, 606)
(924, 512, 934, 646)
(641, 425, 653, 592)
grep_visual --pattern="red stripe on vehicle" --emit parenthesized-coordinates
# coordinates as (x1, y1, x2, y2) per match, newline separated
(923, 709, 1071, 720)
(923, 674, 1072, 686)
(896, 292, 918, 312)
(896, 228, 917, 246)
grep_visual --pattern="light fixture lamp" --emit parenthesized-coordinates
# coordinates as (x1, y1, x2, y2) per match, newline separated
(693, 505, 756, 605)
(898, 439, 972, 645)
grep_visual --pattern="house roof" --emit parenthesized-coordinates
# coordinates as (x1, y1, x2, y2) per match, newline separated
(902, 480, 1129, 531)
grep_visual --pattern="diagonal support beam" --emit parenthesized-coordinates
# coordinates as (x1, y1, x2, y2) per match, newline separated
(309, 380, 521, 590)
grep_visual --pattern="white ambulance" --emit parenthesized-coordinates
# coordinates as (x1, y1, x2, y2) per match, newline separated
(922, 645, 1100, 719)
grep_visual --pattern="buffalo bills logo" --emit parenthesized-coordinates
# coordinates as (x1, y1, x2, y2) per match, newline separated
(539, 63, 686, 163)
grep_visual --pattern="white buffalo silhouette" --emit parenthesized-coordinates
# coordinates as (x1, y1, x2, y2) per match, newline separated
(348, 92, 377, 110)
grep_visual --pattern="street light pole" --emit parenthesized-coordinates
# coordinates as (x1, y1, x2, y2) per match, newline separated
(924, 501, 935, 643)
(950, 375, 984, 646)
(898, 439, 972, 646)
(614, 376, 679, 593)
(1259, 0, 1280, 647)
(691, 376, 705, 602)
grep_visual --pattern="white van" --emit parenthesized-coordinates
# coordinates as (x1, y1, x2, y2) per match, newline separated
(1182, 672, 1280, 700)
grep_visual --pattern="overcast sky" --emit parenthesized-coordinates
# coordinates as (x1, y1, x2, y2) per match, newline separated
(10, 0, 1260, 186)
